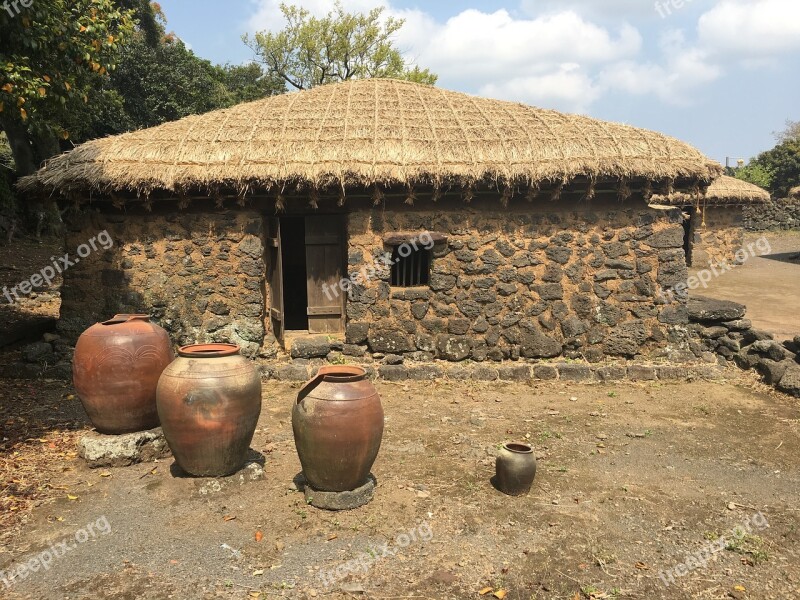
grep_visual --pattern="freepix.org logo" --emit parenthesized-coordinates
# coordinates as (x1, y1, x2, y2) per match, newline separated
(0, 516, 112, 590)
(2, 230, 114, 305)
(2, 0, 34, 19)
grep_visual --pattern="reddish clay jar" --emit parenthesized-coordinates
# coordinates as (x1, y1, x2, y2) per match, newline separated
(156, 344, 262, 477)
(73, 314, 174, 434)
(293, 366, 384, 492)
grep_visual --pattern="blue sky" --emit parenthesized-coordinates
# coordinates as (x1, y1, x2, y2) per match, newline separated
(158, 0, 800, 165)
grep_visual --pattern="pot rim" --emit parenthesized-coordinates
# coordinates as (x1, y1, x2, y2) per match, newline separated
(178, 343, 241, 358)
(503, 442, 534, 454)
(318, 365, 367, 383)
(102, 314, 150, 325)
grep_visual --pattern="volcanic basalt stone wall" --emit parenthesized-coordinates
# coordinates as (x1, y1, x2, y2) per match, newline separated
(690, 208, 745, 268)
(59, 209, 267, 357)
(743, 198, 800, 231)
(343, 199, 692, 363)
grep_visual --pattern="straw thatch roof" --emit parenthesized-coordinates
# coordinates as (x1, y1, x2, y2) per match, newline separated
(651, 175, 770, 206)
(790, 186, 800, 199)
(19, 78, 720, 198)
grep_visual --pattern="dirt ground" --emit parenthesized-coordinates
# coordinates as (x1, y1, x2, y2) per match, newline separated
(1, 373, 799, 600)
(0, 235, 62, 346)
(690, 231, 800, 343)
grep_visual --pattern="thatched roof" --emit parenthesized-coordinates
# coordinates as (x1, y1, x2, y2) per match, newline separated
(19, 78, 720, 198)
(790, 186, 800, 199)
(651, 175, 770, 206)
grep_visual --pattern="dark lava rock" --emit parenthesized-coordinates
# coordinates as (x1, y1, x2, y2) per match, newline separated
(688, 296, 746, 323)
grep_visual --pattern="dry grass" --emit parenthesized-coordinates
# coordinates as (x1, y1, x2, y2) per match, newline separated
(0, 380, 88, 547)
(19, 78, 720, 199)
(651, 174, 771, 206)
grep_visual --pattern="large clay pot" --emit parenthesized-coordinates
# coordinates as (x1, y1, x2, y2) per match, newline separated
(73, 314, 173, 434)
(156, 344, 262, 477)
(293, 366, 384, 492)
(495, 442, 537, 496)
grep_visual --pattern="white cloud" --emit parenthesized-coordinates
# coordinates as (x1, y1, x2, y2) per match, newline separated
(522, 0, 657, 19)
(416, 9, 641, 80)
(396, 9, 641, 111)
(247, 0, 390, 32)
(698, 0, 800, 57)
(480, 64, 601, 112)
(243, 0, 798, 114)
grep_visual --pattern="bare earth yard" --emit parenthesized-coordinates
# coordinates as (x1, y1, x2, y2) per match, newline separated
(1, 374, 799, 600)
(690, 232, 800, 343)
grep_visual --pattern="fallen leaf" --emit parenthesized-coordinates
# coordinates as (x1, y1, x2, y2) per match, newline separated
(734, 585, 746, 591)
(479, 587, 493, 595)
(635, 561, 650, 570)
(223, 515, 236, 522)
(493, 590, 507, 599)
(255, 530, 263, 542)
(326, 533, 338, 541)
(99, 472, 111, 478)
(252, 569, 264, 576)
(67, 494, 78, 501)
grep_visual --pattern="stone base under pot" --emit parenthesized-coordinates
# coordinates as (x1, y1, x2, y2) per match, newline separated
(77, 427, 170, 468)
(302, 474, 377, 510)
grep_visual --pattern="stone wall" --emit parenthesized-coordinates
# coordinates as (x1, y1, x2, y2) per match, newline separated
(60, 208, 267, 357)
(342, 198, 692, 363)
(743, 198, 800, 231)
(690, 207, 745, 268)
(689, 296, 800, 398)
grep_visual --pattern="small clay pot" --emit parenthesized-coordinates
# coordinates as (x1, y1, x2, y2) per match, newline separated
(495, 442, 537, 496)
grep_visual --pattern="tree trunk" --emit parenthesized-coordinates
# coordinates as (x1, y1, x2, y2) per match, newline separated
(0, 117, 37, 177)
(32, 129, 61, 167)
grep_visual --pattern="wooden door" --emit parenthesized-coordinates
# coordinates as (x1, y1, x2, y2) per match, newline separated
(305, 215, 344, 334)
(266, 217, 285, 343)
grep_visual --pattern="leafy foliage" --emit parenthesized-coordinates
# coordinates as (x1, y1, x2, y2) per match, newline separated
(735, 120, 800, 198)
(733, 163, 774, 190)
(73, 37, 286, 141)
(244, 1, 437, 90)
(0, 0, 136, 140)
(221, 63, 286, 105)
(749, 139, 800, 199)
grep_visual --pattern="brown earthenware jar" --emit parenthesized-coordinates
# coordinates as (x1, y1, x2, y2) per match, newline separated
(156, 344, 262, 477)
(73, 314, 173, 434)
(495, 442, 537, 496)
(293, 366, 383, 492)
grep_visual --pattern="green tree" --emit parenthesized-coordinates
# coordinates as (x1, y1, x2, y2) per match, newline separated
(221, 63, 286, 104)
(733, 163, 774, 190)
(0, 0, 136, 175)
(243, 2, 437, 90)
(749, 139, 800, 198)
(109, 36, 232, 130)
